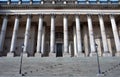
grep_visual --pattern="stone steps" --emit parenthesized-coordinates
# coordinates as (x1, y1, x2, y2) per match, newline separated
(0, 57, 120, 77)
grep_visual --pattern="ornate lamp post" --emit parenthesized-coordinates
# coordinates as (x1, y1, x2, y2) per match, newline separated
(95, 43, 101, 74)
(19, 44, 24, 74)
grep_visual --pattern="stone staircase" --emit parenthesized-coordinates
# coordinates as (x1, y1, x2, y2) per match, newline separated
(0, 57, 120, 77)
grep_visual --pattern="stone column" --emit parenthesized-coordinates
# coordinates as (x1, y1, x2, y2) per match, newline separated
(69, 42, 72, 56)
(23, 15, 31, 56)
(63, 15, 69, 56)
(107, 38, 113, 56)
(87, 15, 96, 56)
(41, 26, 45, 56)
(8, 16, 19, 56)
(95, 38, 102, 56)
(75, 15, 83, 56)
(73, 26, 78, 57)
(0, 16, 8, 56)
(110, 15, 120, 56)
(50, 15, 55, 56)
(36, 15, 43, 56)
(18, 0, 21, 4)
(52, 1, 55, 4)
(98, 15, 110, 56)
(7, 0, 10, 4)
(83, 25, 89, 56)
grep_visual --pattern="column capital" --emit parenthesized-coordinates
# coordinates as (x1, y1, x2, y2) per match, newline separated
(15, 15, 20, 18)
(2, 15, 8, 19)
(39, 14, 44, 18)
(109, 14, 114, 18)
(75, 15, 80, 18)
(63, 15, 68, 18)
(98, 14, 103, 18)
(27, 15, 32, 18)
(87, 14, 92, 17)
(50, 14, 56, 18)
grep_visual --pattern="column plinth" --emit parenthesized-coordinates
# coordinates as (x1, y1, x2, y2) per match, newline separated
(103, 52, 112, 57)
(115, 52, 120, 56)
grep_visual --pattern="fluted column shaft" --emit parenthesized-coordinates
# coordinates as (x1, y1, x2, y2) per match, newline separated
(75, 15, 82, 54)
(63, 15, 68, 53)
(0, 16, 8, 52)
(99, 15, 109, 53)
(41, 26, 45, 54)
(36, 15, 43, 53)
(10, 16, 19, 53)
(87, 15, 96, 54)
(73, 26, 78, 56)
(23, 15, 31, 52)
(110, 15, 120, 54)
(50, 15, 55, 53)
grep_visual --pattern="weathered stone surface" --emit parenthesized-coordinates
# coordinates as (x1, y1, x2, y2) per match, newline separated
(0, 57, 120, 77)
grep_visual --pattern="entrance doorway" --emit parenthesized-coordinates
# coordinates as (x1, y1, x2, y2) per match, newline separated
(56, 43, 63, 57)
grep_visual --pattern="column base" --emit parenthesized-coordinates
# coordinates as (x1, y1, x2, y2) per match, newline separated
(78, 53, 85, 57)
(49, 53, 56, 57)
(63, 53, 70, 57)
(35, 53, 41, 57)
(115, 52, 120, 56)
(0, 52, 3, 57)
(103, 53, 112, 57)
(97, 73, 104, 77)
(22, 53, 28, 57)
(90, 52, 97, 56)
(7, 53, 14, 57)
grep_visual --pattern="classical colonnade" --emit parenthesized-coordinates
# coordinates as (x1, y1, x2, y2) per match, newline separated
(0, 14, 120, 57)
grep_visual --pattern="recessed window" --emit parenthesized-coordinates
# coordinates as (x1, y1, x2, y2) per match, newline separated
(33, 0, 41, 4)
(77, 0, 86, 4)
(88, 0, 97, 3)
(0, 0, 7, 4)
(11, 0, 19, 4)
(99, 0, 108, 3)
(22, 0, 30, 4)
(110, 0, 119, 3)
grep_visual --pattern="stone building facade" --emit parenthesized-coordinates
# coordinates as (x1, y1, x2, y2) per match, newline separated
(0, 0, 120, 57)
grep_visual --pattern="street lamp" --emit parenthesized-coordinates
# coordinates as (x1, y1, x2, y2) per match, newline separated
(95, 43, 101, 74)
(19, 44, 24, 74)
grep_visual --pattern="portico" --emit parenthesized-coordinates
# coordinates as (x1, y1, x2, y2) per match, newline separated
(0, 11, 120, 57)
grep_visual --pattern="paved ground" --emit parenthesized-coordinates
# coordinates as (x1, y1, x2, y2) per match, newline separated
(0, 57, 120, 77)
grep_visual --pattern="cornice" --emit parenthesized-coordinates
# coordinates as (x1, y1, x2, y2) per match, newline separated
(0, 4, 120, 9)
(1, 9, 120, 15)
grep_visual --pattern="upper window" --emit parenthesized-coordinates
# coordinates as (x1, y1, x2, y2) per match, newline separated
(110, 0, 119, 3)
(88, 0, 97, 3)
(22, 0, 30, 4)
(11, 0, 19, 4)
(0, 0, 7, 4)
(99, 0, 108, 3)
(77, 0, 86, 3)
(33, 0, 41, 4)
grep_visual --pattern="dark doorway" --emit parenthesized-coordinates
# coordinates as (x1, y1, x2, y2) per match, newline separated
(56, 43, 63, 57)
